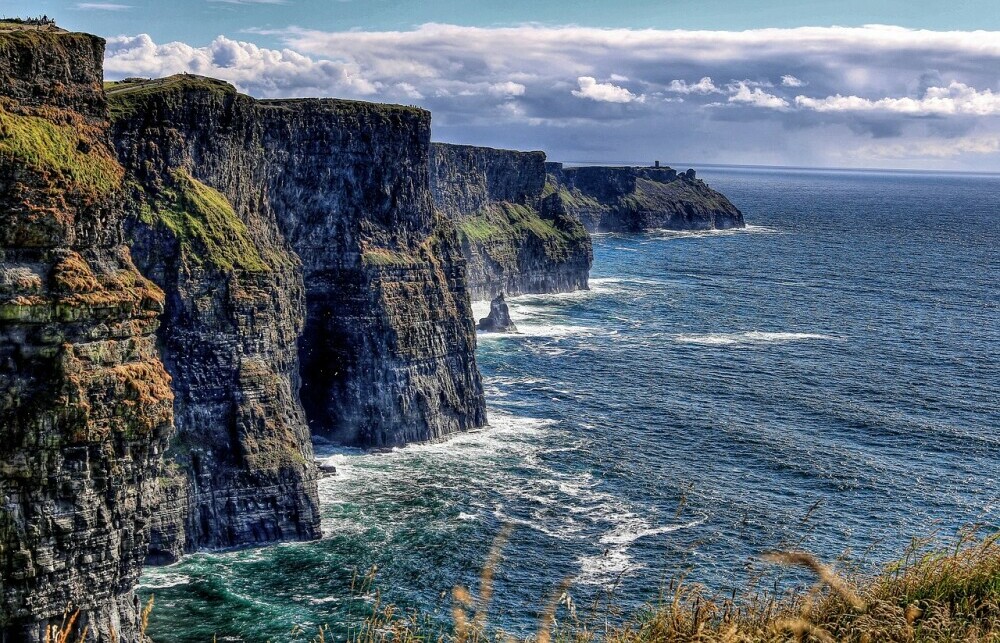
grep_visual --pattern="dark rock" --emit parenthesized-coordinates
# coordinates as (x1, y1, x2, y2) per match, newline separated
(477, 294, 518, 333)
(545, 162, 744, 232)
(0, 29, 173, 641)
(108, 76, 322, 564)
(430, 144, 593, 300)
(261, 100, 487, 448)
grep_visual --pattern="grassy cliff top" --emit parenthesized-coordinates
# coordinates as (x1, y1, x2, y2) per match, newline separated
(258, 96, 428, 119)
(105, 73, 428, 122)
(106, 74, 238, 97)
(106, 74, 240, 121)
(432, 142, 547, 158)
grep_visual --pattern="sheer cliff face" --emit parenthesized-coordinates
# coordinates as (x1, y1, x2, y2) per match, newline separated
(108, 77, 321, 563)
(111, 79, 485, 451)
(430, 144, 592, 301)
(0, 30, 173, 641)
(546, 163, 745, 232)
(262, 102, 486, 446)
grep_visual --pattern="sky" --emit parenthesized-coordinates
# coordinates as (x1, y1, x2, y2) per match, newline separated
(8, 0, 1000, 171)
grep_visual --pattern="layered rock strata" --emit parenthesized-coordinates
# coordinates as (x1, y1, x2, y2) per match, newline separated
(262, 101, 486, 446)
(545, 163, 744, 232)
(430, 144, 592, 300)
(108, 76, 485, 453)
(0, 28, 173, 641)
(107, 76, 322, 563)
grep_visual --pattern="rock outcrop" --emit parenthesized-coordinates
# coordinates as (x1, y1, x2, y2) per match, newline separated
(545, 163, 744, 232)
(430, 144, 592, 300)
(107, 76, 321, 563)
(477, 294, 517, 333)
(0, 28, 173, 641)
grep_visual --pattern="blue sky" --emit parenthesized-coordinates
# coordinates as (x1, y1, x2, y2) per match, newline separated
(8, 1, 1000, 170)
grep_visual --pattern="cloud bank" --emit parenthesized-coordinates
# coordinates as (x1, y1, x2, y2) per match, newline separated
(103, 24, 1000, 170)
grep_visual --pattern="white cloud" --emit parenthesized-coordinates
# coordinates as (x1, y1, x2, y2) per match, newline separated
(209, 0, 288, 4)
(572, 76, 643, 103)
(103, 25, 1000, 169)
(728, 81, 790, 110)
(795, 82, 1000, 116)
(104, 34, 378, 97)
(76, 2, 131, 9)
(667, 77, 721, 94)
(489, 81, 526, 97)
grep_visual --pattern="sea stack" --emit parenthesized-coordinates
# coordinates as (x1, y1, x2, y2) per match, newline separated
(477, 294, 518, 333)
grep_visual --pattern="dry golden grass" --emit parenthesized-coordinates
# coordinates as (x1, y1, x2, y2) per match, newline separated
(334, 526, 1000, 643)
(70, 526, 998, 643)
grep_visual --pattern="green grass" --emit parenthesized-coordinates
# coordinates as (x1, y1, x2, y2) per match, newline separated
(457, 201, 589, 263)
(139, 170, 270, 272)
(0, 105, 122, 197)
(361, 247, 422, 268)
(459, 203, 582, 244)
(106, 75, 238, 120)
(543, 176, 602, 210)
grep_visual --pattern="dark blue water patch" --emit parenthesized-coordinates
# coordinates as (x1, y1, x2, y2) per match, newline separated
(141, 167, 1000, 642)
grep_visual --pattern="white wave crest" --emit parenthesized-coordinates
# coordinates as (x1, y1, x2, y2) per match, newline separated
(674, 331, 837, 346)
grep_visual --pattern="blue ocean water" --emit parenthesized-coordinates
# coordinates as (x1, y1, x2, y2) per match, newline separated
(141, 167, 1000, 641)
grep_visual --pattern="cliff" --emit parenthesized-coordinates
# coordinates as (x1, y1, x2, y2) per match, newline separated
(107, 76, 321, 563)
(262, 102, 486, 446)
(430, 144, 592, 300)
(545, 163, 744, 232)
(0, 28, 173, 641)
(109, 76, 485, 452)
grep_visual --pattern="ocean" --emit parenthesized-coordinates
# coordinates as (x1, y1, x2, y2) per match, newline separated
(140, 166, 1000, 642)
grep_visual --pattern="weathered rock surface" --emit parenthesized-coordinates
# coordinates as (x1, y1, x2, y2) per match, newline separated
(108, 76, 485, 453)
(263, 102, 486, 446)
(546, 163, 744, 232)
(477, 294, 517, 333)
(107, 76, 321, 563)
(0, 28, 173, 641)
(431, 144, 592, 300)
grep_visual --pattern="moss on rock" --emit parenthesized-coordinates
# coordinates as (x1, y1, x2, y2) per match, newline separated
(0, 104, 123, 197)
(139, 170, 271, 272)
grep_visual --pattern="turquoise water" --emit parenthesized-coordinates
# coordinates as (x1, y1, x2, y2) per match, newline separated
(141, 167, 1000, 641)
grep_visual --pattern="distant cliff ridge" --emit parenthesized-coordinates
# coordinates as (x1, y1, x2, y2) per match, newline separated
(545, 163, 745, 232)
(0, 29, 173, 641)
(431, 143, 592, 300)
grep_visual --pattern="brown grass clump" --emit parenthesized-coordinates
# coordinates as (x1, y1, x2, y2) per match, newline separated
(133, 525, 1000, 643)
(334, 526, 1000, 643)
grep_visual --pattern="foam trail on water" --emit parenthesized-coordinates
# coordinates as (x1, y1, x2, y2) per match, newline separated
(674, 331, 837, 346)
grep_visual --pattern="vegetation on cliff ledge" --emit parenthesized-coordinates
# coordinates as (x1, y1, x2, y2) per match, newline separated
(625, 177, 737, 214)
(0, 103, 122, 197)
(138, 170, 271, 272)
(106, 74, 238, 120)
(457, 202, 588, 261)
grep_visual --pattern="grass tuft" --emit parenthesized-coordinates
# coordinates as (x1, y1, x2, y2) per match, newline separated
(0, 104, 122, 198)
(138, 170, 271, 272)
